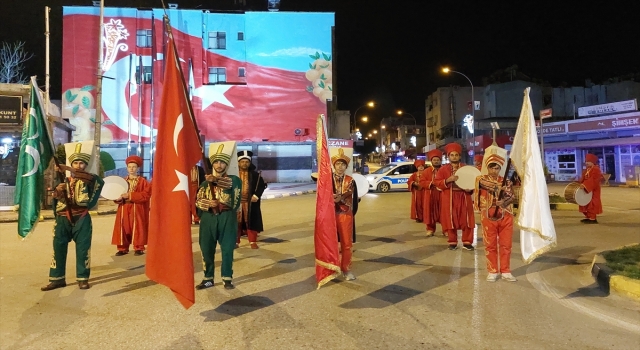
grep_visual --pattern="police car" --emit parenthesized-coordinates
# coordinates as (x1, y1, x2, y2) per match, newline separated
(365, 161, 420, 193)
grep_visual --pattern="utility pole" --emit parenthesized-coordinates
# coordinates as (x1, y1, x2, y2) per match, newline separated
(94, 0, 104, 167)
(45, 6, 50, 109)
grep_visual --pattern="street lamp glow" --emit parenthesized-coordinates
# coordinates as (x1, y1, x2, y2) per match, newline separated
(381, 125, 386, 129)
(368, 133, 372, 137)
(353, 101, 375, 133)
(355, 128, 360, 132)
(361, 116, 368, 122)
(367, 101, 374, 107)
(396, 110, 403, 115)
(442, 67, 450, 73)
(372, 130, 378, 134)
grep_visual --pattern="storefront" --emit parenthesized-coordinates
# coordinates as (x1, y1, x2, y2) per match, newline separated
(540, 111, 640, 182)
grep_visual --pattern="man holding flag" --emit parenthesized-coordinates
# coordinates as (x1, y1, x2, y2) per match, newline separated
(510, 88, 557, 263)
(146, 27, 203, 309)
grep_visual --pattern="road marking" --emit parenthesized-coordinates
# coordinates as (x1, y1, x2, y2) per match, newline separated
(526, 264, 640, 333)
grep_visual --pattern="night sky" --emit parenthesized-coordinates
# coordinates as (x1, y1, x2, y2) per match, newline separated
(1, 0, 638, 135)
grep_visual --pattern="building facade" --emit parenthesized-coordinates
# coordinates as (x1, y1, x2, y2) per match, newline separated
(62, 6, 334, 182)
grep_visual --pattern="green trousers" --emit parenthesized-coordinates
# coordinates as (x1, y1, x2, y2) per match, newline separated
(49, 214, 92, 282)
(199, 210, 237, 281)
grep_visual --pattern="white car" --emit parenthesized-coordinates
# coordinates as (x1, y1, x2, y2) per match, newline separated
(366, 162, 419, 193)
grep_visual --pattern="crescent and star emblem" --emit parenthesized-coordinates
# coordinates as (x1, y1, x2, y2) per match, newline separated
(22, 109, 42, 178)
(171, 113, 190, 201)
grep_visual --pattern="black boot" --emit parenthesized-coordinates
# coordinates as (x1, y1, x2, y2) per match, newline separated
(223, 280, 235, 290)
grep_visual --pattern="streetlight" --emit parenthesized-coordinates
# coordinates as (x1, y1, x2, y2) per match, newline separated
(442, 67, 475, 157)
(353, 101, 375, 133)
(396, 110, 417, 126)
(372, 129, 378, 134)
(381, 125, 386, 129)
(361, 116, 369, 123)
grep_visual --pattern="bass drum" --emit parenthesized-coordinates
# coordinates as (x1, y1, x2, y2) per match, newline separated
(454, 165, 481, 191)
(564, 182, 592, 206)
(351, 173, 370, 198)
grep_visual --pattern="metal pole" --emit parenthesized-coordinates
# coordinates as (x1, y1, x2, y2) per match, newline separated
(137, 54, 143, 157)
(540, 116, 545, 163)
(45, 7, 50, 110)
(149, 11, 156, 177)
(127, 53, 132, 156)
(94, 0, 104, 167)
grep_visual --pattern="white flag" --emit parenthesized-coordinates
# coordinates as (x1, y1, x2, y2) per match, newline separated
(510, 87, 557, 263)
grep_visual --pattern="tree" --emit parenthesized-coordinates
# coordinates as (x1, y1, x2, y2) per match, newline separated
(0, 41, 34, 84)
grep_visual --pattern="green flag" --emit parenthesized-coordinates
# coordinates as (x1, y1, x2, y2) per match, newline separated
(14, 78, 55, 238)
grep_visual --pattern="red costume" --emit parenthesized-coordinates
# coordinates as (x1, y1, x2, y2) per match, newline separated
(408, 160, 426, 222)
(331, 149, 358, 274)
(474, 154, 515, 274)
(420, 150, 443, 235)
(435, 143, 475, 248)
(579, 153, 603, 222)
(111, 156, 152, 254)
(474, 154, 484, 171)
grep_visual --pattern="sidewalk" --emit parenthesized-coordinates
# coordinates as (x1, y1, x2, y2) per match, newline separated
(0, 182, 317, 223)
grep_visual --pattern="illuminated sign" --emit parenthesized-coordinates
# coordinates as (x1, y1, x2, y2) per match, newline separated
(410, 136, 416, 147)
(463, 114, 474, 133)
(0, 95, 23, 124)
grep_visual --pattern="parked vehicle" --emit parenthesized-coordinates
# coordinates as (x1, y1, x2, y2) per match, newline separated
(365, 161, 431, 193)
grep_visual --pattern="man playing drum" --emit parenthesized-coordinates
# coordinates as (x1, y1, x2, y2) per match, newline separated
(474, 154, 517, 282)
(579, 153, 603, 224)
(420, 150, 443, 237)
(435, 143, 475, 251)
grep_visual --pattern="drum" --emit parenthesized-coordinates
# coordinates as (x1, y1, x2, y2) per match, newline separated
(101, 176, 129, 200)
(564, 182, 592, 206)
(454, 166, 481, 191)
(351, 173, 370, 198)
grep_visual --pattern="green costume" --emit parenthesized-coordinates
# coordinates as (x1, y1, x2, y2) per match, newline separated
(49, 144, 103, 284)
(196, 176, 242, 282)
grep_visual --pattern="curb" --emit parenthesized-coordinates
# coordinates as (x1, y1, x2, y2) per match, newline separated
(263, 189, 316, 200)
(590, 245, 640, 301)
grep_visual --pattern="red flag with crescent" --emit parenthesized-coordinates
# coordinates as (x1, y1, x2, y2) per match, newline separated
(314, 115, 341, 288)
(146, 34, 202, 309)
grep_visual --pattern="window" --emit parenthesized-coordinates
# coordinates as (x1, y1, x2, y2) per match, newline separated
(135, 66, 152, 84)
(238, 67, 246, 77)
(136, 29, 152, 48)
(208, 67, 226, 84)
(237, 32, 244, 41)
(392, 165, 415, 175)
(208, 32, 226, 49)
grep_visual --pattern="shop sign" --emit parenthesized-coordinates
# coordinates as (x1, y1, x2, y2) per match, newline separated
(567, 115, 640, 133)
(328, 139, 353, 147)
(0, 95, 23, 124)
(577, 99, 637, 117)
(540, 108, 553, 119)
(536, 124, 566, 135)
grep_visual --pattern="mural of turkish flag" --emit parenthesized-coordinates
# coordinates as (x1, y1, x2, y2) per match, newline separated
(146, 34, 202, 309)
(314, 115, 341, 289)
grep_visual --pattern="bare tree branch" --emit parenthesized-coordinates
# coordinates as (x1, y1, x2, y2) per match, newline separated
(0, 41, 34, 84)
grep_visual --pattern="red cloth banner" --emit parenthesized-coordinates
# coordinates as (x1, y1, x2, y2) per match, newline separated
(146, 35, 202, 309)
(314, 115, 341, 288)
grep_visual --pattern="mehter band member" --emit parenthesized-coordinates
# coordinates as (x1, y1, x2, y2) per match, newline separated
(111, 155, 151, 256)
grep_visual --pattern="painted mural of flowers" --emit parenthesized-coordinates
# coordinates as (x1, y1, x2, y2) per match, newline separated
(62, 85, 114, 144)
(305, 52, 332, 104)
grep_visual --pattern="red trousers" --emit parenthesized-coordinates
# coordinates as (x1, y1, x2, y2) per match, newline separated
(117, 206, 145, 252)
(481, 213, 513, 273)
(446, 228, 474, 246)
(237, 229, 258, 243)
(336, 212, 353, 273)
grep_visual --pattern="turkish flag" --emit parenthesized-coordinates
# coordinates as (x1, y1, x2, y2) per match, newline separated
(146, 35, 202, 309)
(314, 115, 341, 288)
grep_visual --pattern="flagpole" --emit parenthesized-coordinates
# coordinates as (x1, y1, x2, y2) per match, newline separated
(138, 54, 143, 157)
(94, 0, 104, 168)
(162, 14, 209, 174)
(127, 53, 133, 157)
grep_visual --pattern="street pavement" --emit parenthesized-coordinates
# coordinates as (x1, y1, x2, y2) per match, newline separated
(1, 184, 639, 349)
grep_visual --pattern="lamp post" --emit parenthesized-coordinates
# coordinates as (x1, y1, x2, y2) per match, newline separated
(442, 67, 474, 158)
(353, 101, 374, 135)
(397, 110, 417, 150)
(396, 110, 417, 127)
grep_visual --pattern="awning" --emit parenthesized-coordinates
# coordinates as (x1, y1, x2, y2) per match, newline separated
(544, 136, 640, 149)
